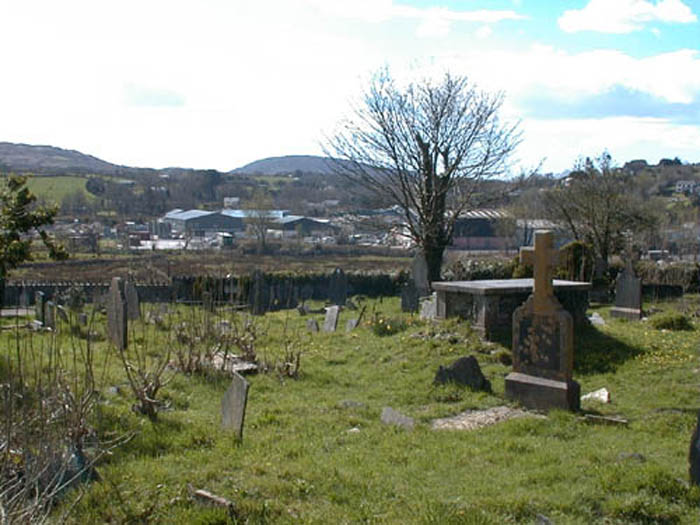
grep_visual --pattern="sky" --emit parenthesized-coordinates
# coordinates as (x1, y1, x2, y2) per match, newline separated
(1, 0, 699, 175)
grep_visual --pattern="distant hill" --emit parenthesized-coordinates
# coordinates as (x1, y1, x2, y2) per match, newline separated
(230, 155, 353, 175)
(0, 142, 128, 176)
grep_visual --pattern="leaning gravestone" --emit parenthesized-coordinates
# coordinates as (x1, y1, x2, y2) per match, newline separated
(125, 281, 141, 320)
(323, 306, 339, 332)
(328, 268, 347, 306)
(610, 260, 642, 320)
(35, 291, 46, 324)
(221, 371, 250, 440)
(44, 301, 56, 330)
(106, 277, 128, 350)
(412, 251, 431, 298)
(505, 230, 580, 411)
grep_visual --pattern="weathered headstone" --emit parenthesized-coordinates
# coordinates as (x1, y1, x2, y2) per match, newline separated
(690, 410, 700, 485)
(434, 356, 491, 392)
(328, 268, 347, 306)
(125, 281, 141, 320)
(345, 319, 358, 332)
(323, 306, 339, 332)
(412, 251, 430, 298)
(44, 301, 56, 330)
(221, 371, 249, 440)
(306, 318, 319, 333)
(78, 312, 88, 326)
(106, 277, 128, 350)
(610, 260, 642, 320)
(401, 280, 419, 312)
(419, 293, 437, 320)
(35, 291, 45, 324)
(505, 230, 580, 411)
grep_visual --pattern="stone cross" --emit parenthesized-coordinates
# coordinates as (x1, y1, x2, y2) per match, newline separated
(519, 230, 559, 314)
(506, 230, 580, 411)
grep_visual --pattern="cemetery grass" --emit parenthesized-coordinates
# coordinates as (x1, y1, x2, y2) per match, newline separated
(16, 295, 700, 523)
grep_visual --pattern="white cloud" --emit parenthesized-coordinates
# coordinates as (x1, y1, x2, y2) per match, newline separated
(559, 0, 697, 33)
(520, 117, 700, 172)
(303, 0, 524, 37)
(440, 45, 700, 105)
(475, 25, 493, 39)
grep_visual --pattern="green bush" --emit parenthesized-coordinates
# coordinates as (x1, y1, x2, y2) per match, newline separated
(368, 315, 407, 336)
(650, 312, 694, 331)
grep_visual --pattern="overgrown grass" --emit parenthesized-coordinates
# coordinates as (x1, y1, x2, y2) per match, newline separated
(2, 294, 698, 523)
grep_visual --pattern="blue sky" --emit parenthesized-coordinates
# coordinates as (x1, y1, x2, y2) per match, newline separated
(0, 0, 699, 174)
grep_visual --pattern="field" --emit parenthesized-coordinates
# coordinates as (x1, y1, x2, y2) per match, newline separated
(1, 292, 699, 523)
(24, 175, 93, 205)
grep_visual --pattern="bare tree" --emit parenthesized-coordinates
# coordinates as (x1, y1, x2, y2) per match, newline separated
(325, 68, 520, 283)
(540, 151, 657, 271)
(244, 188, 275, 254)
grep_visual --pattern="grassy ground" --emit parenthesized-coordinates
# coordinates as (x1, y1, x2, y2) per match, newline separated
(24, 175, 93, 205)
(3, 294, 700, 523)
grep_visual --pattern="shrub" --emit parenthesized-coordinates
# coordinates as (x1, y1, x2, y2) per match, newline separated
(650, 312, 694, 331)
(369, 315, 407, 337)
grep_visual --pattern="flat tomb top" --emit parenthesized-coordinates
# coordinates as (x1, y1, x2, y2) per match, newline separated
(432, 279, 591, 295)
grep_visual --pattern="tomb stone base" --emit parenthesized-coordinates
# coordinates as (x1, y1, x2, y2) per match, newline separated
(505, 372, 580, 412)
(610, 306, 642, 321)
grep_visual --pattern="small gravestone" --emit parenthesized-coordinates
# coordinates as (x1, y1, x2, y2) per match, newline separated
(434, 356, 491, 392)
(35, 291, 46, 324)
(381, 407, 414, 429)
(690, 410, 700, 485)
(78, 312, 88, 326)
(412, 251, 430, 298)
(610, 260, 642, 320)
(323, 306, 339, 332)
(345, 306, 365, 333)
(202, 291, 214, 313)
(44, 301, 56, 330)
(505, 230, 580, 412)
(125, 281, 141, 320)
(328, 268, 347, 306)
(221, 372, 249, 440)
(106, 277, 128, 350)
(306, 318, 319, 333)
(419, 293, 437, 320)
(401, 280, 419, 312)
(56, 305, 69, 323)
